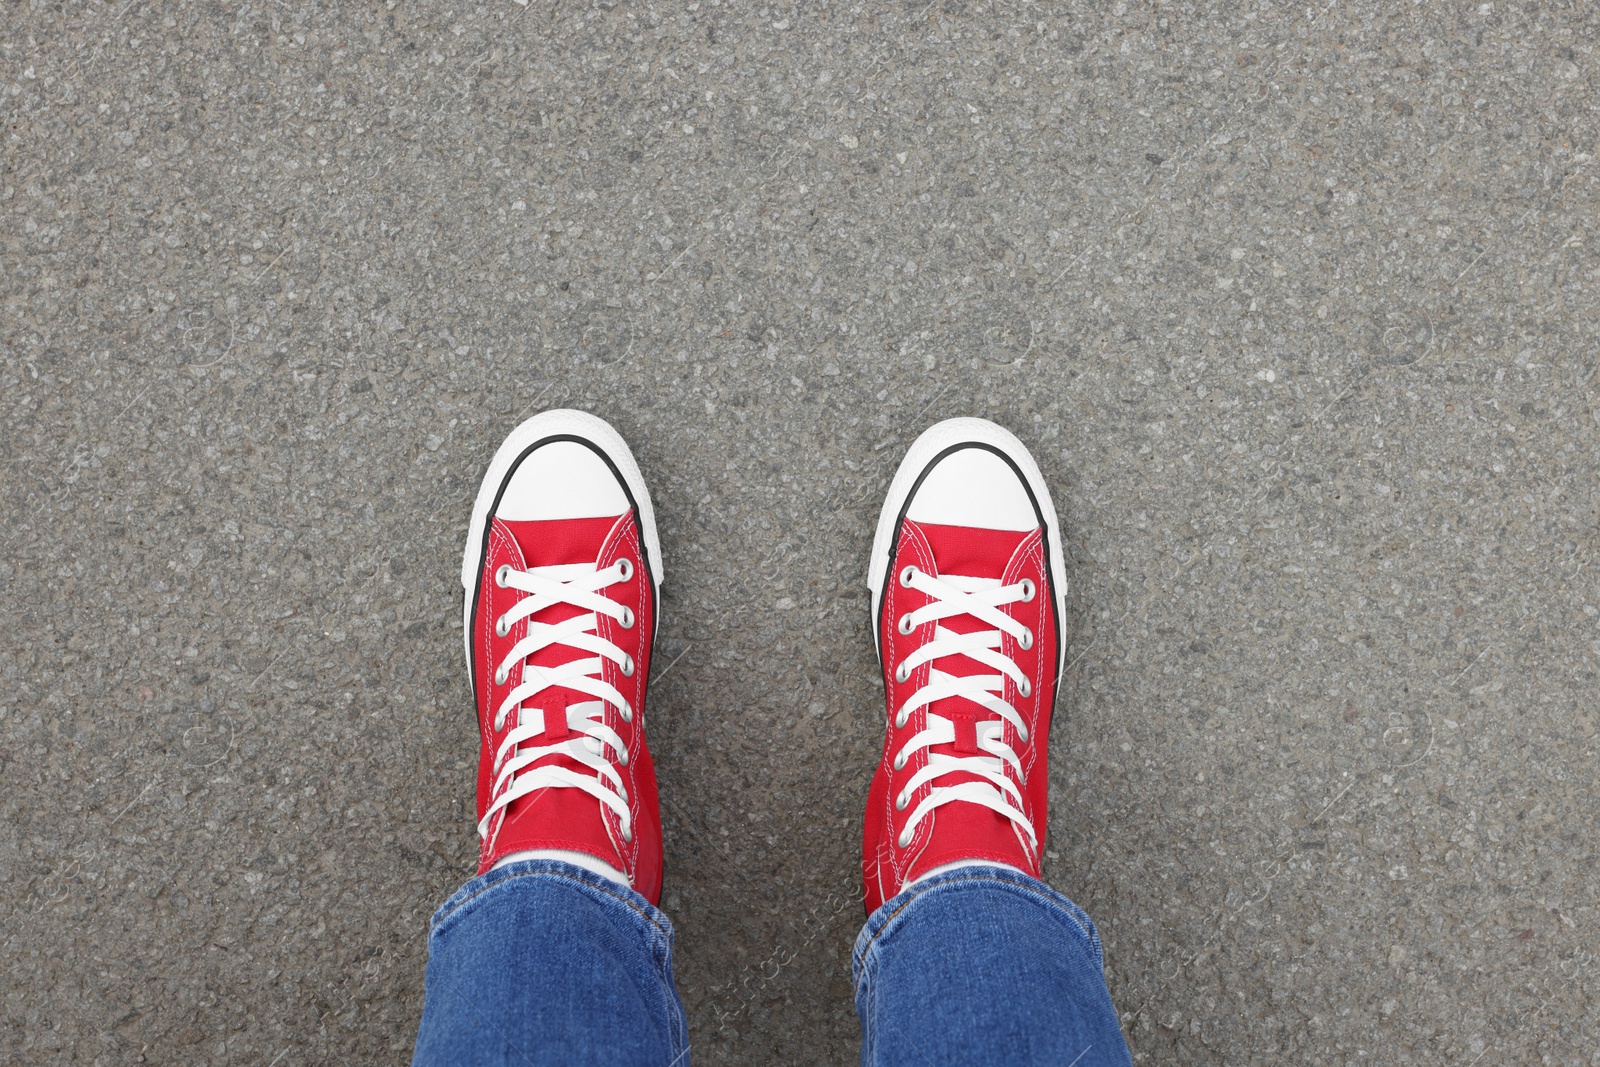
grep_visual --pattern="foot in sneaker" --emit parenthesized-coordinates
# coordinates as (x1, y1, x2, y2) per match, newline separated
(862, 418, 1069, 914)
(461, 409, 665, 904)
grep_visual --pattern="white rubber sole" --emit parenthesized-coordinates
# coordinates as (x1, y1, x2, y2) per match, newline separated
(866, 417, 1069, 680)
(460, 409, 663, 666)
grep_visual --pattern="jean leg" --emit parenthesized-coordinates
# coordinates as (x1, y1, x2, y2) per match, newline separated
(412, 859, 689, 1067)
(853, 865, 1131, 1067)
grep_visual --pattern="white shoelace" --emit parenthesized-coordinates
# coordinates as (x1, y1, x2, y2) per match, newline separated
(477, 558, 639, 845)
(889, 565, 1039, 850)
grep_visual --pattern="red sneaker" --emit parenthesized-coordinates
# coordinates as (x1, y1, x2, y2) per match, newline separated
(461, 409, 665, 903)
(862, 418, 1069, 914)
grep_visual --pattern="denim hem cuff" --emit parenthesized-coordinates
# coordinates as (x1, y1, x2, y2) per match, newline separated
(853, 863, 1101, 979)
(430, 857, 668, 934)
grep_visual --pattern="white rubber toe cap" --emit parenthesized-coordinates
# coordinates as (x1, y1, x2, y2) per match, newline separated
(904, 446, 1038, 531)
(462, 409, 663, 593)
(496, 440, 629, 521)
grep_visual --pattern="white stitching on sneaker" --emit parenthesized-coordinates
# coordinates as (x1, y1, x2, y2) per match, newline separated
(890, 566, 1038, 851)
(478, 559, 637, 843)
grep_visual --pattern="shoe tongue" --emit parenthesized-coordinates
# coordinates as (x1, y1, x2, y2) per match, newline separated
(912, 521, 1030, 581)
(500, 516, 624, 568)
(497, 515, 627, 781)
(908, 520, 1034, 808)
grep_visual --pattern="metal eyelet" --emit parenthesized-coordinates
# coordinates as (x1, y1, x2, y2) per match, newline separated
(1018, 677, 1032, 698)
(893, 751, 907, 771)
(897, 614, 915, 636)
(894, 662, 911, 684)
(621, 655, 635, 677)
(1019, 578, 1035, 602)
(894, 791, 909, 812)
(1018, 627, 1033, 651)
(618, 748, 630, 767)
(494, 665, 508, 686)
(621, 825, 633, 844)
(894, 711, 908, 729)
(897, 827, 913, 848)
(899, 565, 917, 587)
(1017, 724, 1030, 744)
(619, 606, 635, 629)
(619, 706, 633, 723)
(495, 564, 512, 587)
(617, 557, 634, 581)
(495, 615, 510, 638)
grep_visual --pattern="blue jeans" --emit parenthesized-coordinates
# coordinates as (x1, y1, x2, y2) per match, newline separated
(412, 860, 1131, 1066)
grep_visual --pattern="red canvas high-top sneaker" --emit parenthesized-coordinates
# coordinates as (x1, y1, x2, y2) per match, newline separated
(461, 409, 665, 904)
(862, 418, 1070, 914)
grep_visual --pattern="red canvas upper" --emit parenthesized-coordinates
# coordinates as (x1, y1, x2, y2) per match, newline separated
(862, 518, 1059, 914)
(471, 511, 663, 904)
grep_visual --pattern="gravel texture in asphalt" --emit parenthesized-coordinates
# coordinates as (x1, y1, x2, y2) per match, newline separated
(3, 2, 1598, 1063)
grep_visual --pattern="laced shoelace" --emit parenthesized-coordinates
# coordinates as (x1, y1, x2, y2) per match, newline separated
(477, 557, 639, 845)
(889, 564, 1039, 850)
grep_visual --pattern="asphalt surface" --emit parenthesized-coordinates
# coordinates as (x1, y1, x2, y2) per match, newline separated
(3, 2, 1598, 1064)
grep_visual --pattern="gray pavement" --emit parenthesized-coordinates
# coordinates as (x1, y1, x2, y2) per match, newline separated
(4, 2, 1599, 1063)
